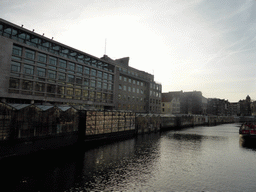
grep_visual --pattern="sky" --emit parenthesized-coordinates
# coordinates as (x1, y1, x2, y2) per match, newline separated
(1, 0, 256, 102)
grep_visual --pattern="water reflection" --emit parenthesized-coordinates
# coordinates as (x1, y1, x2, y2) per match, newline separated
(75, 133, 162, 191)
(2, 124, 256, 191)
(239, 137, 256, 151)
(0, 147, 84, 192)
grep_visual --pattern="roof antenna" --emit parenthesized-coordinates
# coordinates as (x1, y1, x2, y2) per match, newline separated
(104, 38, 107, 55)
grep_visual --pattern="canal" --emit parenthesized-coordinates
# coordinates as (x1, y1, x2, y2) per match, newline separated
(1, 123, 256, 191)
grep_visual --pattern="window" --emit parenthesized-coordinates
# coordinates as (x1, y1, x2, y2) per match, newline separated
(25, 49, 35, 60)
(37, 62, 46, 67)
(124, 77, 127, 82)
(22, 80, 33, 90)
(11, 61, 21, 72)
(90, 80, 96, 87)
(91, 69, 96, 76)
(103, 83, 107, 90)
(58, 73, 66, 81)
(84, 67, 90, 75)
(129, 79, 131, 83)
(123, 85, 126, 91)
(118, 94, 121, 100)
(23, 64, 34, 75)
(83, 90, 89, 98)
(77, 64, 83, 73)
(9, 78, 19, 89)
(83, 79, 89, 87)
(35, 82, 45, 92)
(119, 84, 122, 90)
(12, 45, 22, 56)
(109, 74, 113, 81)
(67, 87, 73, 95)
(97, 81, 102, 89)
(75, 89, 81, 96)
(38, 53, 47, 63)
(68, 75, 74, 83)
(133, 88, 135, 93)
(137, 89, 139, 94)
(103, 72, 108, 79)
(108, 84, 112, 90)
(119, 75, 122, 80)
(59, 59, 67, 68)
(37, 68, 46, 77)
(48, 70, 56, 79)
(57, 86, 65, 95)
(133, 80, 135, 84)
(141, 89, 144, 94)
(49, 56, 57, 66)
(97, 71, 102, 78)
(90, 91, 95, 99)
(141, 82, 143, 86)
(76, 77, 82, 84)
(128, 87, 131, 92)
(68, 62, 75, 70)
(47, 84, 56, 93)
(137, 81, 140, 85)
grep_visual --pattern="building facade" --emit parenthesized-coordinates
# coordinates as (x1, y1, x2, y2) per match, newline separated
(207, 98, 229, 116)
(162, 91, 206, 115)
(0, 18, 161, 112)
(161, 91, 181, 114)
(101, 55, 162, 113)
(238, 95, 251, 116)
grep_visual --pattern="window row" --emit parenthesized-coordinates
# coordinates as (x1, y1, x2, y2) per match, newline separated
(150, 90, 161, 98)
(118, 94, 146, 102)
(9, 78, 113, 100)
(11, 61, 113, 90)
(150, 99, 161, 105)
(150, 83, 161, 91)
(12, 46, 114, 80)
(119, 75, 144, 86)
(9, 76, 113, 91)
(117, 104, 145, 111)
(119, 84, 144, 94)
(0, 22, 114, 72)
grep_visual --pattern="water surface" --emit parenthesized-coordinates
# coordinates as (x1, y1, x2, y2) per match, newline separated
(1, 123, 256, 191)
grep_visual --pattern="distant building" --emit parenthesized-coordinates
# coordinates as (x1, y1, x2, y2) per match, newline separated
(180, 91, 205, 115)
(251, 101, 256, 116)
(161, 91, 181, 114)
(161, 91, 206, 115)
(228, 102, 240, 116)
(101, 55, 162, 113)
(207, 98, 229, 116)
(238, 95, 251, 116)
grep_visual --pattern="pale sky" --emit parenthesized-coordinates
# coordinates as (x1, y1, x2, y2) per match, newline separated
(1, 0, 256, 102)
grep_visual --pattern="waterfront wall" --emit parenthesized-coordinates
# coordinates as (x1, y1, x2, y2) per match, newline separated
(0, 102, 235, 158)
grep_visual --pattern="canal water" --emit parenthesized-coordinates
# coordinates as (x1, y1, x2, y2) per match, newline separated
(1, 123, 256, 191)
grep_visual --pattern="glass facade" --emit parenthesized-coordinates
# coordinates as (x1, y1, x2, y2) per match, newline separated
(0, 19, 114, 106)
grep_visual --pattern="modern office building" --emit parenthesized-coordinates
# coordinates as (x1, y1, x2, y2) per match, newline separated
(0, 18, 161, 112)
(101, 55, 162, 113)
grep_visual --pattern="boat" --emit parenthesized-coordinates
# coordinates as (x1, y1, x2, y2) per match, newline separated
(239, 123, 256, 138)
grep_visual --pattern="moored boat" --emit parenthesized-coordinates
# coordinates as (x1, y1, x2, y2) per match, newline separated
(239, 123, 256, 138)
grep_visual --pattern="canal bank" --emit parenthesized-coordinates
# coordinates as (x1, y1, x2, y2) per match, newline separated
(0, 102, 235, 159)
